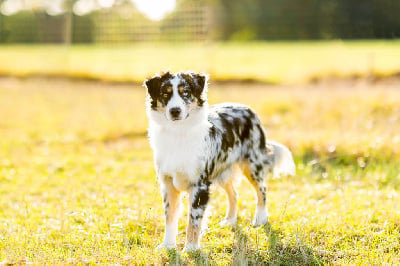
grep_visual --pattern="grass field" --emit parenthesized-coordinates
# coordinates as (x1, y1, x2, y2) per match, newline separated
(0, 41, 400, 84)
(0, 76, 399, 264)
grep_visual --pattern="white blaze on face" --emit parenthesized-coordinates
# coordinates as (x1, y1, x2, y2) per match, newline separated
(166, 76, 188, 121)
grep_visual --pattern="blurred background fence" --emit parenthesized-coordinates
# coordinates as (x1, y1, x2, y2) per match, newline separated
(0, 0, 210, 43)
(0, 0, 399, 44)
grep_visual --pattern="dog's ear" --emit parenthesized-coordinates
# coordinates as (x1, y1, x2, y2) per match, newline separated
(186, 72, 208, 106)
(144, 76, 161, 98)
(144, 76, 161, 109)
(190, 73, 208, 96)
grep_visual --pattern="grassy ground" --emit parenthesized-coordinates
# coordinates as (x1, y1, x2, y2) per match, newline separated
(0, 41, 400, 84)
(0, 77, 399, 264)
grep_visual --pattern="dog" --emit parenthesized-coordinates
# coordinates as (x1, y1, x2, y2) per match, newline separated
(144, 71, 295, 251)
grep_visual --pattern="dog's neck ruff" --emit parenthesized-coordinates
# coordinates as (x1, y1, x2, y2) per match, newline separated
(148, 105, 210, 188)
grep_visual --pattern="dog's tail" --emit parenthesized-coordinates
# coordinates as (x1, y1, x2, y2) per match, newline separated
(266, 140, 296, 178)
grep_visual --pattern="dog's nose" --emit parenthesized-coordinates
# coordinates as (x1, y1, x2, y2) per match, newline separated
(170, 107, 181, 118)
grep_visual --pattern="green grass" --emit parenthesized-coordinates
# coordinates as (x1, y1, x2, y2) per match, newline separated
(0, 77, 399, 264)
(0, 41, 400, 84)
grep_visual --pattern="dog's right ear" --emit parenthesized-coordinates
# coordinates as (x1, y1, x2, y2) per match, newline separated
(144, 76, 161, 99)
(144, 76, 161, 109)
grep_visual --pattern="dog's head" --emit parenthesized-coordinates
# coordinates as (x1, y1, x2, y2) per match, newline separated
(144, 71, 208, 123)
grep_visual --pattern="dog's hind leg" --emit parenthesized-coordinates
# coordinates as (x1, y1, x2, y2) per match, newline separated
(219, 178, 238, 226)
(240, 159, 269, 227)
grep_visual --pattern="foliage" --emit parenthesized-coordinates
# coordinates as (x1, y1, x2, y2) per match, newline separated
(215, 0, 400, 40)
(0, 11, 94, 44)
(1, 0, 399, 44)
(0, 11, 40, 43)
(0, 78, 399, 264)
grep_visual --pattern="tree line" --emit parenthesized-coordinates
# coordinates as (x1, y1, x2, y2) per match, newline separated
(0, 0, 399, 43)
(214, 0, 400, 40)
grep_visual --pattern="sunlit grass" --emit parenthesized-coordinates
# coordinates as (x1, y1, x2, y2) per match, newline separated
(0, 41, 400, 84)
(0, 77, 399, 264)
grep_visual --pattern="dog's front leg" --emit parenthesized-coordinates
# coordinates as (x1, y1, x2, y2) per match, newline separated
(184, 180, 210, 251)
(157, 176, 181, 250)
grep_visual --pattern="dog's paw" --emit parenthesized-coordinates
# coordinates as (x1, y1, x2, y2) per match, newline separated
(183, 243, 200, 252)
(252, 208, 269, 227)
(156, 242, 176, 250)
(219, 217, 237, 227)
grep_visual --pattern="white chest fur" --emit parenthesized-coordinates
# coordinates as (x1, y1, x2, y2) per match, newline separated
(149, 121, 209, 191)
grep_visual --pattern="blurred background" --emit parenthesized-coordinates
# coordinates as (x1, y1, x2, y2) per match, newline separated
(1, 0, 400, 43)
(0, 0, 399, 83)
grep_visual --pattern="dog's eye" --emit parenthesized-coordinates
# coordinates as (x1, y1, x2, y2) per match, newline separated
(182, 89, 190, 97)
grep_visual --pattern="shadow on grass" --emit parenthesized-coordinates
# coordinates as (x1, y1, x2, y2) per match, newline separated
(159, 223, 324, 265)
(160, 248, 210, 266)
(166, 248, 184, 266)
(186, 249, 213, 266)
(231, 223, 324, 265)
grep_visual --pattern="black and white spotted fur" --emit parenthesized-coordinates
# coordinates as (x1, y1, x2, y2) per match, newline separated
(144, 71, 295, 251)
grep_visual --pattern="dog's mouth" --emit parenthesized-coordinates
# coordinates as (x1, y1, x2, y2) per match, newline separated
(170, 114, 189, 121)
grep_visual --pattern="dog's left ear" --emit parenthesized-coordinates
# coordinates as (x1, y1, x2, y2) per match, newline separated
(190, 73, 208, 97)
(144, 76, 161, 109)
